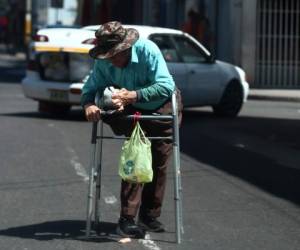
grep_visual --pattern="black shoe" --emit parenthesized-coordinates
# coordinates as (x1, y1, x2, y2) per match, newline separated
(116, 217, 145, 238)
(138, 216, 165, 232)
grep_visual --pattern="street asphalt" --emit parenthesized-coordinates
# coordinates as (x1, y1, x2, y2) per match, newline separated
(0, 49, 299, 250)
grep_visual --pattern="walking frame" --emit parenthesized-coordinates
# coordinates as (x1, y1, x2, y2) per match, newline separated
(85, 91, 184, 243)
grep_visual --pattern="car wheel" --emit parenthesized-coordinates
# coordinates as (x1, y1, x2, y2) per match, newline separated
(38, 101, 71, 115)
(213, 81, 243, 117)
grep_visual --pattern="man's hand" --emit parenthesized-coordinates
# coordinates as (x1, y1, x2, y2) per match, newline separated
(112, 88, 137, 109)
(84, 104, 101, 122)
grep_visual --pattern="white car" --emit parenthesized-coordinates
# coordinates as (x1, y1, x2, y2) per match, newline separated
(22, 25, 249, 117)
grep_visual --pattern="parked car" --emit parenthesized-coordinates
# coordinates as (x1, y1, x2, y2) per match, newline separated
(22, 25, 249, 117)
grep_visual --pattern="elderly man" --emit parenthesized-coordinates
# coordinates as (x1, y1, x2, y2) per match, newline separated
(81, 21, 182, 238)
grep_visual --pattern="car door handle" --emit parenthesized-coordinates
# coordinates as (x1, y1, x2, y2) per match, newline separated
(189, 70, 196, 74)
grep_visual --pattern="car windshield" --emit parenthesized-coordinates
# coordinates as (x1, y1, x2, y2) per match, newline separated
(150, 35, 180, 63)
(172, 36, 207, 63)
(38, 52, 93, 82)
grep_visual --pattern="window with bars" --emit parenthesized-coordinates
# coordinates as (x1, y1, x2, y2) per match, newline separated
(255, 0, 300, 88)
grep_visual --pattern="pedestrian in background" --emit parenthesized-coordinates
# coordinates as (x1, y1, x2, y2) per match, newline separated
(182, 8, 212, 50)
(81, 21, 182, 238)
(0, 13, 8, 48)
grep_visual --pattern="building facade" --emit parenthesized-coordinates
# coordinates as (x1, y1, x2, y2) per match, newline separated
(32, 0, 78, 28)
(214, 0, 300, 89)
(29, 0, 300, 89)
(254, 0, 300, 89)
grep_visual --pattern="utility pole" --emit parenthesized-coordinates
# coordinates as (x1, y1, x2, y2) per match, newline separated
(25, 0, 32, 44)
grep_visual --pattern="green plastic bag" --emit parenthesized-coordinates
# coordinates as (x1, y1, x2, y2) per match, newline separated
(118, 122, 153, 183)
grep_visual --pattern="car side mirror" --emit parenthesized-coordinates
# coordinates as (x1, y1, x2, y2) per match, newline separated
(207, 54, 216, 63)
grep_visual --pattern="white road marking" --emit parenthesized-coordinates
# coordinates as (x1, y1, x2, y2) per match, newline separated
(235, 143, 245, 148)
(46, 124, 89, 183)
(71, 158, 89, 182)
(67, 147, 118, 207)
(67, 147, 89, 182)
(104, 195, 117, 204)
(138, 234, 161, 250)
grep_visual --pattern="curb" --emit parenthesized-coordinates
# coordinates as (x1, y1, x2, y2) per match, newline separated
(248, 94, 300, 102)
(248, 89, 300, 102)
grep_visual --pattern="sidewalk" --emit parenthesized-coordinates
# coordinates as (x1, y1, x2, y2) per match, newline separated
(248, 89, 300, 102)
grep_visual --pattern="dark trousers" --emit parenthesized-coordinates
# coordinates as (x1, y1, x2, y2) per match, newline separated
(103, 91, 182, 219)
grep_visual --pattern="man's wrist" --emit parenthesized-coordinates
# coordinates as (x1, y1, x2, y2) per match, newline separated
(84, 103, 96, 110)
(131, 91, 138, 103)
(135, 90, 142, 102)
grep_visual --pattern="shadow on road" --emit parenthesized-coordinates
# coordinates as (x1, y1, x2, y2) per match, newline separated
(0, 220, 119, 243)
(0, 48, 26, 83)
(0, 109, 87, 122)
(0, 69, 25, 83)
(180, 109, 300, 206)
(0, 63, 25, 84)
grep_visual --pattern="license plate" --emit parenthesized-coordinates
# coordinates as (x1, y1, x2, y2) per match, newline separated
(49, 89, 69, 102)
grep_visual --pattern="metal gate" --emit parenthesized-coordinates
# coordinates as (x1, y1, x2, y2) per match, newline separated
(255, 0, 300, 88)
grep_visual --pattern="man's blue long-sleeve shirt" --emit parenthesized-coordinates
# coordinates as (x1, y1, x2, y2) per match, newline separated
(81, 38, 175, 110)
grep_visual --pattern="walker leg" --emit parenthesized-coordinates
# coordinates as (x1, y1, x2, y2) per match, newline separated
(85, 122, 98, 237)
(85, 145, 96, 237)
(172, 92, 183, 243)
(94, 121, 104, 228)
(178, 170, 184, 234)
(173, 143, 181, 244)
